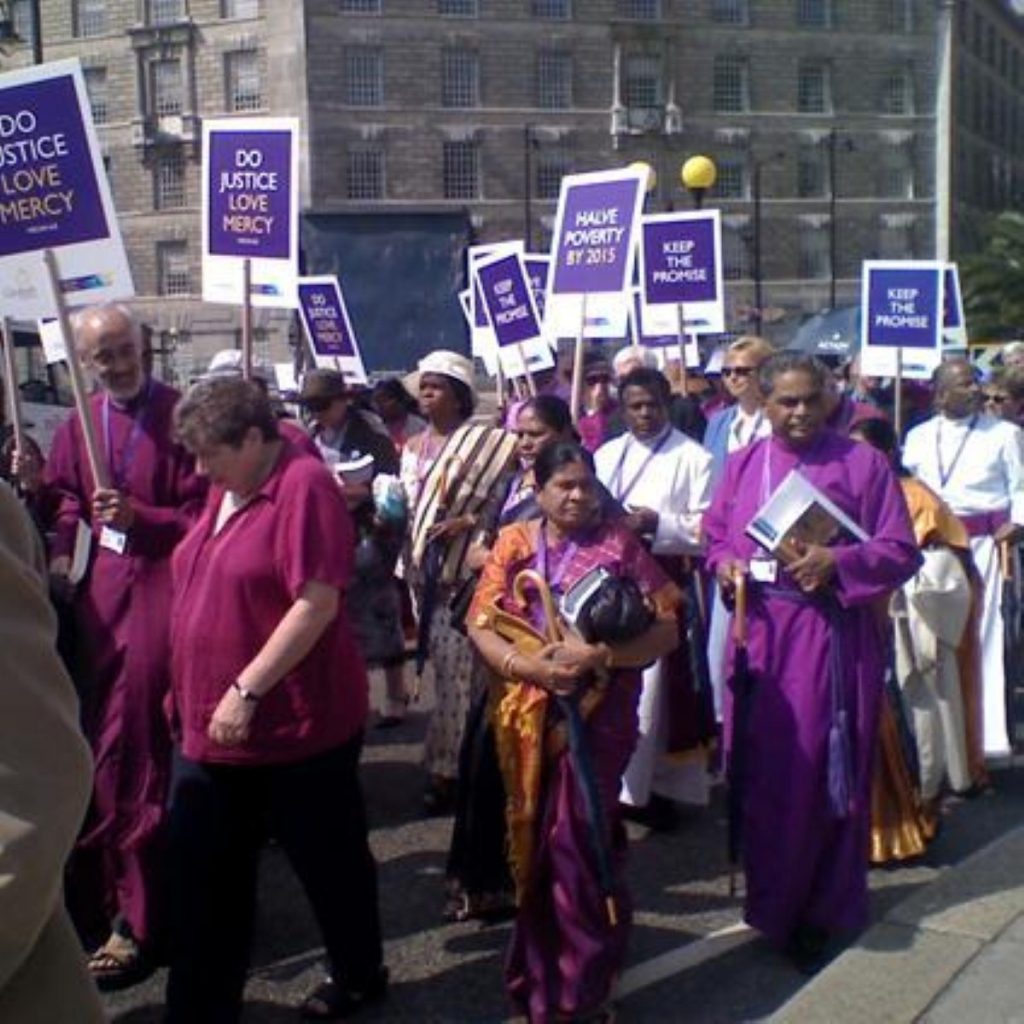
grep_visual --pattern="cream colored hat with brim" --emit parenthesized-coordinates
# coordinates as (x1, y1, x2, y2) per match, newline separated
(416, 349, 475, 394)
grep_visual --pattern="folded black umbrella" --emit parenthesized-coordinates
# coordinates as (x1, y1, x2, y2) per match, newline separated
(726, 572, 754, 895)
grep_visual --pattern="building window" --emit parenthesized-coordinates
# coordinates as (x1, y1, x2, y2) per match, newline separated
(222, 0, 258, 16)
(537, 50, 572, 109)
(146, 0, 185, 25)
(75, 0, 107, 37)
(881, 68, 913, 114)
(796, 0, 830, 27)
(879, 222, 913, 259)
(713, 56, 748, 113)
(722, 228, 750, 280)
(158, 242, 191, 296)
(797, 148, 826, 197)
(343, 47, 383, 106)
(713, 156, 747, 198)
(438, 0, 477, 13)
(10, 0, 35, 46)
(798, 228, 829, 279)
(442, 140, 479, 199)
(797, 63, 830, 113)
(442, 48, 480, 108)
(154, 150, 187, 209)
(878, 150, 914, 198)
(226, 51, 262, 112)
(537, 148, 571, 199)
(879, 0, 913, 32)
(151, 58, 183, 116)
(711, 0, 747, 24)
(340, 0, 380, 10)
(616, 0, 660, 18)
(346, 146, 385, 199)
(623, 53, 662, 109)
(532, 0, 570, 16)
(83, 67, 109, 125)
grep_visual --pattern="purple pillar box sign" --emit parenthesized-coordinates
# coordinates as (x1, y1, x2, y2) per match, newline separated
(296, 276, 367, 384)
(0, 59, 133, 320)
(860, 260, 945, 380)
(639, 211, 725, 335)
(475, 252, 542, 348)
(202, 117, 299, 308)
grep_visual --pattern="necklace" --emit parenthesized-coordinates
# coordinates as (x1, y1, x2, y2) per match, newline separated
(936, 414, 978, 489)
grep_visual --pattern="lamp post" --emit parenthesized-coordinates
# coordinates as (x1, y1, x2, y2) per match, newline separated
(751, 152, 785, 335)
(629, 159, 658, 207)
(681, 154, 717, 210)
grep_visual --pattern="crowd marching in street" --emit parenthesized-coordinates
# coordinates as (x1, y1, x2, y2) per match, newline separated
(2, 302, 1024, 1024)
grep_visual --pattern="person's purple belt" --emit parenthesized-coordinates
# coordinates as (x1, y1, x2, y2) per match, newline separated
(958, 509, 1011, 538)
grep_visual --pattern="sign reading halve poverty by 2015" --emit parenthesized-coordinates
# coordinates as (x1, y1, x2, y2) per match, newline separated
(202, 117, 299, 308)
(474, 249, 554, 379)
(860, 260, 945, 380)
(546, 167, 646, 339)
(639, 210, 725, 336)
(296, 276, 368, 385)
(0, 59, 133, 320)
(942, 263, 967, 348)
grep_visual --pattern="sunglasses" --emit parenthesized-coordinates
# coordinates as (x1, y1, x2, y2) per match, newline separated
(985, 393, 1008, 404)
(722, 366, 756, 378)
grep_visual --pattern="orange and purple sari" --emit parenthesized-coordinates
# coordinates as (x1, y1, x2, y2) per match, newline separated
(469, 519, 679, 1022)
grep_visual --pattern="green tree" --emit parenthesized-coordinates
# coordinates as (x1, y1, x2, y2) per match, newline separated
(960, 211, 1024, 339)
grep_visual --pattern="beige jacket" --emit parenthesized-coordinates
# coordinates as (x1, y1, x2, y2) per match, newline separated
(0, 482, 104, 1022)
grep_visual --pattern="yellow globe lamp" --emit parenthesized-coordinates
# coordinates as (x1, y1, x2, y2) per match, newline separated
(628, 160, 658, 194)
(681, 155, 717, 209)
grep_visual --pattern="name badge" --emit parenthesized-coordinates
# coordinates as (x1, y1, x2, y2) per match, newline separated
(749, 557, 778, 584)
(99, 526, 128, 555)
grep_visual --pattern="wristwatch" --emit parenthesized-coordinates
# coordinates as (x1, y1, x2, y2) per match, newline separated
(232, 681, 260, 703)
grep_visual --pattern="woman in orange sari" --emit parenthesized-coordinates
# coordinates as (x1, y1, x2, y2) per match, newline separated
(467, 442, 679, 1023)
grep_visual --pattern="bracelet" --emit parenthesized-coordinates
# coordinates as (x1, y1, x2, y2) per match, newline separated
(500, 650, 519, 679)
(232, 681, 260, 703)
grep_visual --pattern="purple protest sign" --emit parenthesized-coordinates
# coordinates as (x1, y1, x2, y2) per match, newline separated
(863, 264, 943, 350)
(476, 252, 542, 348)
(642, 216, 717, 305)
(0, 74, 108, 257)
(550, 169, 645, 296)
(523, 255, 550, 322)
(207, 128, 292, 259)
(297, 280, 356, 358)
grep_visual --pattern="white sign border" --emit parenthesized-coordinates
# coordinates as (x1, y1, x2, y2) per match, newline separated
(296, 274, 368, 385)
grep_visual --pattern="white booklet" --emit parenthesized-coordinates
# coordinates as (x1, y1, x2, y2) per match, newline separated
(68, 519, 92, 585)
(746, 469, 868, 565)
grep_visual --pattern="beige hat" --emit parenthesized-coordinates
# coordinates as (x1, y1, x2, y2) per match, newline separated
(417, 349, 475, 393)
(299, 368, 354, 404)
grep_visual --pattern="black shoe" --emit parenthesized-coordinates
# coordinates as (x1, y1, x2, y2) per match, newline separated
(619, 795, 680, 833)
(300, 966, 389, 1020)
(785, 925, 830, 976)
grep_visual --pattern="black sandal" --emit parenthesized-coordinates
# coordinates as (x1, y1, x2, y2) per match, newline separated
(300, 967, 389, 1020)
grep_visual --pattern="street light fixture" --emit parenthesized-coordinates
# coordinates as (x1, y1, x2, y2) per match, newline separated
(681, 155, 717, 210)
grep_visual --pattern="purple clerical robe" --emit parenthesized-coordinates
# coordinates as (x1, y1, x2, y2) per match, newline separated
(703, 430, 919, 945)
(44, 378, 206, 944)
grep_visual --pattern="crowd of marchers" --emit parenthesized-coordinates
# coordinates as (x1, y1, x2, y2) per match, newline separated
(0, 304, 1021, 1024)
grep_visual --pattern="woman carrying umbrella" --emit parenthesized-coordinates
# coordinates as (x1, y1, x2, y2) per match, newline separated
(467, 441, 679, 1022)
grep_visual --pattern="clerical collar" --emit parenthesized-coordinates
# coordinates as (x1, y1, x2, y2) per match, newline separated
(633, 423, 672, 448)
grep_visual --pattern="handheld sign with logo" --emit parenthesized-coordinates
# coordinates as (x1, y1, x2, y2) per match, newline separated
(943, 263, 967, 348)
(474, 249, 553, 381)
(629, 288, 697, 363)
(202, 117, 299, 308)
(467, 241, 523, 378)
(860, 260, 945, 383)
(639, 210, 725, 335)
(296, 276, 367, 385)
(0, 59, 133, 320)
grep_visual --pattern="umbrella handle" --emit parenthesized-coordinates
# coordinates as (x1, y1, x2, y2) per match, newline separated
(1000, 539, 1013, 582)
(732, 569, 747, 649)
(513, 569, 564, 644)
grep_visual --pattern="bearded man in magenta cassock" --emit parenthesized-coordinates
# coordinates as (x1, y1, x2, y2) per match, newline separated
(42, 303, 206, 989)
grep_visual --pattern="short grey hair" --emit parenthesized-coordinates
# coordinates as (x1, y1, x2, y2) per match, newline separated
(612, 345, 658, 373)
(758, 350, 831, 397)
(71, 303, 142, 350)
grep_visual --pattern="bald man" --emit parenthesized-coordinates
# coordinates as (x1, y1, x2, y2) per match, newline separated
(41, 304, 207, 988)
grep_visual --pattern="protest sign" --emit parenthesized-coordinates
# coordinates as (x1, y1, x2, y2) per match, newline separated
(523, 255, 550, 327)
(860, 260, 944, 381)
(202, 117, 299, 309)
(639, 210, 725, 335)
(629, 288, 698, 365)
(467, 241, 524, 376)
(296, 276, 367, 384)
(943, 263, 967, 348)
(474, 249, 553, 382)
(0, 59, 133, 320)
(545, 167, 645, 340)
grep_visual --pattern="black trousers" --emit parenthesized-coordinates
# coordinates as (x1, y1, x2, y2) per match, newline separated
(164, 734, 382, 1024)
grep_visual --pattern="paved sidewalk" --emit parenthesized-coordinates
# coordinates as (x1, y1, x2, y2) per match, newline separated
(772, 826, 1024, 1024)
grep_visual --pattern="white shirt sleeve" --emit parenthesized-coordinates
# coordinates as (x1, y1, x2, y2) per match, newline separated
(1001, 424, 1024, 525)
(651, 443, 713, 554)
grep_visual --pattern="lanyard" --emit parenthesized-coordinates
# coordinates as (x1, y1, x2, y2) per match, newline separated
(609, 427, 672, 504)
(102, 378, 153, 490)
(536, 519, 578, 593)
(936, 415, 978, 489)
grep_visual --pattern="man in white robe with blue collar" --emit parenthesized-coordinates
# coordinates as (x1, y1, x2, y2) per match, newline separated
(595, 367, 714, 827)
(903, 357, 1024, 762)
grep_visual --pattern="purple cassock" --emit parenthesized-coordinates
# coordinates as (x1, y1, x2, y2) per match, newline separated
(703, 430, 919, 946)
(44, 378, 206, 945)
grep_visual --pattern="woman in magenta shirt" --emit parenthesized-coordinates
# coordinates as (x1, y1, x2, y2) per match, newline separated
(165, 377, 385, 1022)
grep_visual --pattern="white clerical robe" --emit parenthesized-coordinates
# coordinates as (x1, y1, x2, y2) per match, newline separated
(595, 426, 714, 806)
(903, 413, 1024, 757)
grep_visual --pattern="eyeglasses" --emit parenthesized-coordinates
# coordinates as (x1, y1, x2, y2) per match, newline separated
(985, 393, 1008, 405)
(722, 366, 755, 378)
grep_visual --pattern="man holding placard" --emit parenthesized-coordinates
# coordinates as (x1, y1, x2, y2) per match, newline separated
(41, 304, 206, 987)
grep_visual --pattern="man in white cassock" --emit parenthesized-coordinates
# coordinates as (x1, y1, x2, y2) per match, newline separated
(595, 367, 714, 828)
(903, 358, 1024, 760)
